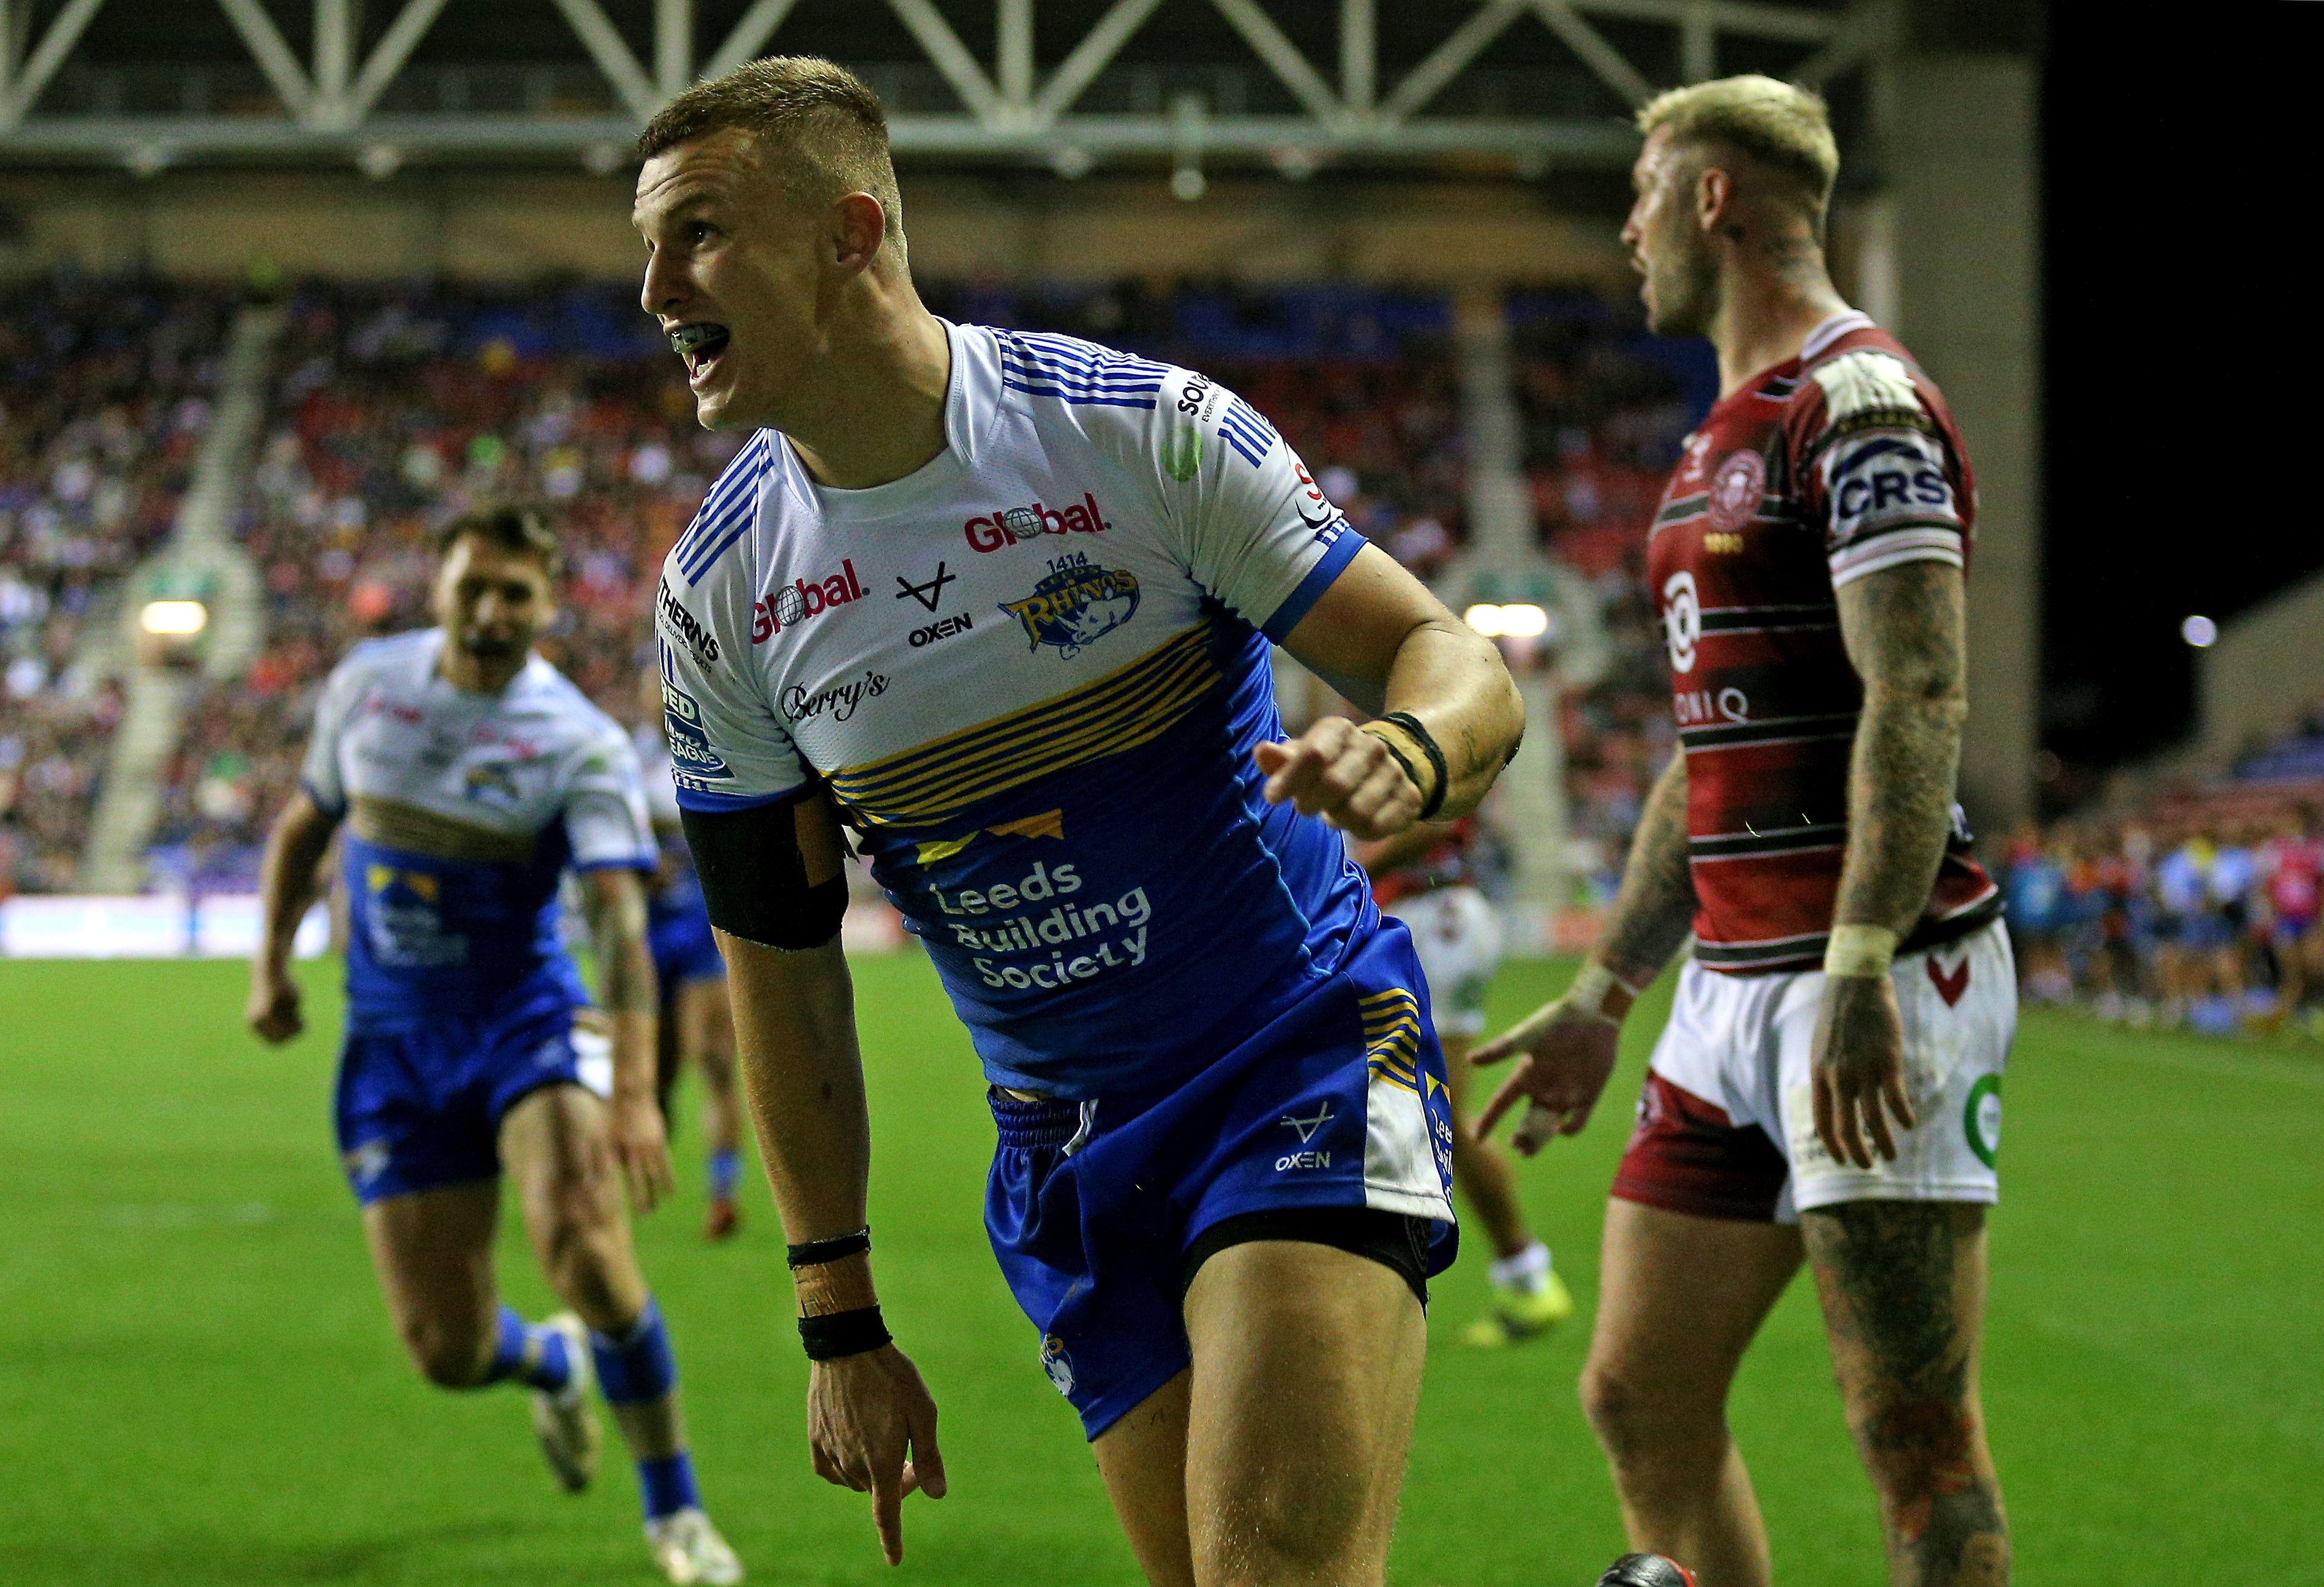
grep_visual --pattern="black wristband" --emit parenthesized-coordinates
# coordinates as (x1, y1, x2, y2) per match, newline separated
(798, 1305, 891, 1361)
(1378, 711, 1450, 821)
(787, 1226, 871, 1270)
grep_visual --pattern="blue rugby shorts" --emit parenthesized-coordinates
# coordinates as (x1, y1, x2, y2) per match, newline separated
(984, 920, 1458, 1439)
(333, 982, 598, 1204)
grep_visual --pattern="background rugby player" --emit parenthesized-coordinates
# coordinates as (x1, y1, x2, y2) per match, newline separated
(246, 507, 742, 1586)
(635, 669, 749, 1240)
(632, 58, 1524, 1586)
(1475, 78, 2016, 1586)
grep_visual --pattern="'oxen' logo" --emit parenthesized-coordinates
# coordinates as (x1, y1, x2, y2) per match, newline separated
(1000, 556, 1140, 659)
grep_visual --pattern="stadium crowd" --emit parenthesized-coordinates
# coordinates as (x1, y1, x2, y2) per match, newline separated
(2001, 798, 2324, 1037)
(0, 276, 227, 896)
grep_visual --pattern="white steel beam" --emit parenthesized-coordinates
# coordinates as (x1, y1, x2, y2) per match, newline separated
(886, 0, 1000, 124)
(315, 0, 353, 103)
(0, 0, 105, 127)
(1340, 0, 1374, 116)
(1030, 0, 1164, 127)
(1794, 0, 1891, 86)
(1211, 0, 1341, 126)
(998, 0, 1033, 110)
(1572, 0, 1836, 40)
(1680, 0, 1714, 81)
(551, 0, 660, 120)
(703, 0, 803, 80)
(1532, 0, 1653, 108)
(1378, 0, 1523, 126)
(656, 0, 692, 96)
(344, 0, 453, 123)
(219, 0, 317, 122)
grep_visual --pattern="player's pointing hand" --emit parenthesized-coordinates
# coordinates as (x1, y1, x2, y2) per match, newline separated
(809, 1344, 946, 1566)
(1255, 715, 1426, 840)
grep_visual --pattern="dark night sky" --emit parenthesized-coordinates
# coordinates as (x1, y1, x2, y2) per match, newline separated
(2039, 6, 2322, 786)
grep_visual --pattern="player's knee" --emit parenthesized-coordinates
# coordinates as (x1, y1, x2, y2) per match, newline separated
(1207, 1469, 1365, 1581)
(1580, 1357, 1720, 1460)
(1845, 1383, 1985, 1499)
(536, 1203, 625, 1310)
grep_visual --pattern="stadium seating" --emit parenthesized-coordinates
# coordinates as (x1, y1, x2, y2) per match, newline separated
(0, 277, 235, 895)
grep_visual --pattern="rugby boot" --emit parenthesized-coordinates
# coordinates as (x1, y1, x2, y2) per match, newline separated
(1460, 1263, 1575, 1346)
(530, 1311, 601, 1493)
(703, 1196, 740, 1242)
(647, 1506, 744, 1585)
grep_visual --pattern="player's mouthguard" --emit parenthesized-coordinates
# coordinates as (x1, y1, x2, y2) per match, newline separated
(669, 322, 730, 358)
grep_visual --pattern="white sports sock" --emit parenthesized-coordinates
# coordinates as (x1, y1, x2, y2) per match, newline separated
(1488, 1240, 1551, 1293)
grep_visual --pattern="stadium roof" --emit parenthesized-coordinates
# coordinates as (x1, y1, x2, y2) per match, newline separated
(0, 0, 1870, 178)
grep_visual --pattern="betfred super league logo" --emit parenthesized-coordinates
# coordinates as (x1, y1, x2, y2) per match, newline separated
(1000, 552, 1140, 659)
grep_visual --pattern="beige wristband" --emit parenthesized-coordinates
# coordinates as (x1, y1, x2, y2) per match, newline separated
(1567, 960, 1643, 1026)
(1823, 923, 1900, 980)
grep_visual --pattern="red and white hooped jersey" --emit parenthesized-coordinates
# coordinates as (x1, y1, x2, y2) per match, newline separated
(1646, 310, 2001, 975)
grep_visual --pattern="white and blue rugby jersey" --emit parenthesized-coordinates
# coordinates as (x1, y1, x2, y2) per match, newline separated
(653, 321, 1376, 1095)
(302, 629, 656, 1025)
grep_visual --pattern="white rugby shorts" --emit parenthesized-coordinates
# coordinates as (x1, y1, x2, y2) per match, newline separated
(1642, 917, 2015, 1220)
(1383, 886, 1503, 1038)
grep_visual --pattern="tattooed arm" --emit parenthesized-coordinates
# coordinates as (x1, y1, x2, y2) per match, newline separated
(1813, 559, 1970, 1168)
(580, 865, 676, 1209)
(1470, 751, 1698, 1152)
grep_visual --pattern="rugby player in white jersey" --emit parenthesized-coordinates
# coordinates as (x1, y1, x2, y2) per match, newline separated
(246, 508, 741, 1585)
(632, 59, 1524, 1585)
(1475, 79, 2014, 1585)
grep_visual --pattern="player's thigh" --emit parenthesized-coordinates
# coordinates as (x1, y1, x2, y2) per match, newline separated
(361, 1180, 503, 1370)
(1585, 1198, 1801, 1435)
(1181, 1239, 1425, 1574)
(1091, 1368, 1197, 1587)
(500, 1082, 626, 1244)
(1799, 1201, 1990, 1455)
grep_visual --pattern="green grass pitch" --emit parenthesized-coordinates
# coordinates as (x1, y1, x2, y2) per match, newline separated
(2, 951, 2319, 1585)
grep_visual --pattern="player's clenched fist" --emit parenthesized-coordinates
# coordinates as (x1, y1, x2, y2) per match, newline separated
(246, 967, 304, 1045)
(1470, 962, 1638, 1154)
(1255, 715, 1428, 839)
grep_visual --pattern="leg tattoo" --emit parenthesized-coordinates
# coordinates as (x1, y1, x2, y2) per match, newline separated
(1804, 1202, 2009, 1586)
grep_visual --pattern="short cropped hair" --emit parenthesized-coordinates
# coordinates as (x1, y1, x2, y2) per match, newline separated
(1637, 75, 1840, 214)
(638, 56, 904, 257)
(436, 505, 563, 578)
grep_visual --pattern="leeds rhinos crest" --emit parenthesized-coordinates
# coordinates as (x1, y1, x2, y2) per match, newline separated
(999, 554, 1140, 659)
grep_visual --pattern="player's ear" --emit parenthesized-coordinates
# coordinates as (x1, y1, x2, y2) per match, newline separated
(827, 193, 888, 276)
(1694, 162, 1733, 235)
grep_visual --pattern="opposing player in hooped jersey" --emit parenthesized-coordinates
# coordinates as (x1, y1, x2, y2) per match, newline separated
(632, 59, 1523, 1585)
(246, 508, 741, 1585)
(1475, 79, 2016, 1585)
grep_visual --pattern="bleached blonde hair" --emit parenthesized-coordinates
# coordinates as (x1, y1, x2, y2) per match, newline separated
(1637, 75, 1840, 216)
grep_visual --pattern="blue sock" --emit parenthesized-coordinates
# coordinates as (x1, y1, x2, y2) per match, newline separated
(637, 1451, 703, 1521)
(590, 1296, 679, 1405)
(707, 1147, 741, 1201)
(482, 1306, 572, 1393)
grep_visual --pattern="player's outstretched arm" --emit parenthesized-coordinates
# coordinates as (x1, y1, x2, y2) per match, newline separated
(579, 866, 675, 1210)
(1472, 751, 1698, 1152)
(246, 790, 341, 1045)
(1267, 544, 1526, 839)
(1815, 558, 1969, 1169)
(689, 792, 943, 1566)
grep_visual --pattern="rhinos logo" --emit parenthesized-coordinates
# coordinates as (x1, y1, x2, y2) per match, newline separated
(999, 556, 1140, 659)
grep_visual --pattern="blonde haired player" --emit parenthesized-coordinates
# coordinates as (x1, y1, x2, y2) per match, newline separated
(1476, 77, 2015, 1586)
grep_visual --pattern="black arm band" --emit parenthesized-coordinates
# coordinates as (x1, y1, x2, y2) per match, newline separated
(1378, 711, 1451, 820)
(679, 794, 847, 951)
(798, 1305, 891, 1362)
(787, 1227, 871, 1270)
